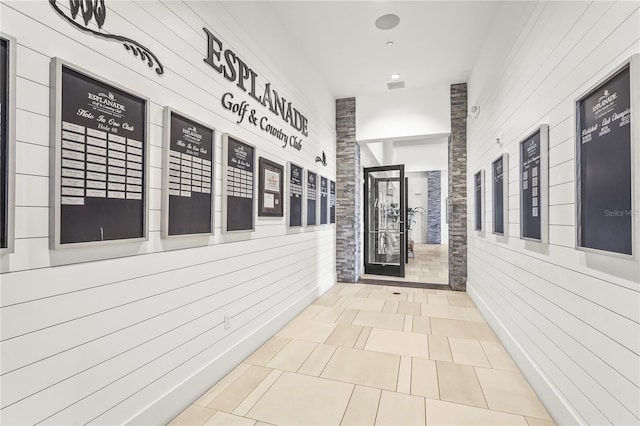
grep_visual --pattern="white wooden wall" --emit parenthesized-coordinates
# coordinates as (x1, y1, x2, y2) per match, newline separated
(0, 1, 336, 424)
(467, 2, 639, 425)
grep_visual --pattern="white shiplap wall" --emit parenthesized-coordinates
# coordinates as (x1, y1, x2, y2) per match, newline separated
(0, 1, 336, 424)
(466, 2, 639, 425)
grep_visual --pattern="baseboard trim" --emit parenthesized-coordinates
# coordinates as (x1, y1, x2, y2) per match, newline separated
(126, 280, 334, 425)
(467, 282, 585, 426)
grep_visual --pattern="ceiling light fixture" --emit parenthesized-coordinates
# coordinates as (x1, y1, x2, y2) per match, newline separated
(386, 41, 394, 47)
(375, 14, 400, 30)
(390, 73, 400, 80)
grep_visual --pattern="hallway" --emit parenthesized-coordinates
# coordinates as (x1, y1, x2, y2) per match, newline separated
(170, 283, 553, 426)
(362, 244, 449, 285)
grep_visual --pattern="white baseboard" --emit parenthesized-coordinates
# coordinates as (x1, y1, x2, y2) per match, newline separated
(126, 281, 334, 426)
(467, 283, 584, 426)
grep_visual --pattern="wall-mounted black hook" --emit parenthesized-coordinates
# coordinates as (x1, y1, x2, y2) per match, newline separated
(315, 151, 327, 166)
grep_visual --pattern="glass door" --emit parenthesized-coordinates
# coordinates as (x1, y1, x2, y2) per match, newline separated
(364, 165, 405, 277)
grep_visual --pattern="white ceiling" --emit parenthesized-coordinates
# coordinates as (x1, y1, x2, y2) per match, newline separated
(220, 1, 499, 98)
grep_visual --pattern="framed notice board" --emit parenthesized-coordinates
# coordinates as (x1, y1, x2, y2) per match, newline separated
(307, 171, 317, 226)
(520, 125, 549, 242)
(258, 157, 284, 217)
(222, 133, 255, 233)
(0, 33, 15, 253)
(320, 176, 328, 224)
(576, 57, 636, 256)
(288, 162, 303, 227)
(492, 153, 509, 236)
(162, 108, 214, 238)
(329, 180, 336, 224)
(50, 58, 148, 249)
(474, 170, 484, 232)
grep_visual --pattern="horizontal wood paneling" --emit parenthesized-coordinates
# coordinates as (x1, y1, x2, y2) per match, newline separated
(0, 1, 337, 424)
(467, 1, 640, 425)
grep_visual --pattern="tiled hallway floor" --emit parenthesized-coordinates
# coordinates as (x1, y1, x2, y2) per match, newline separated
(169, 283, 555, 426)
(362, 244, 449, 285)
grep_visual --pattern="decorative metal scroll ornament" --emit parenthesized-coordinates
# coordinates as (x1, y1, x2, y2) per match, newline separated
(315, 151, 328, 167)
(49, 0, 164, 75)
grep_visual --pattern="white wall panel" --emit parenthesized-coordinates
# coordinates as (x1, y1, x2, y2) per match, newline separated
(467, 2, 640, 425)
(0, 1, 336, 424)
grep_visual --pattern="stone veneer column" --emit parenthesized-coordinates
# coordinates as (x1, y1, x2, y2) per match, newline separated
(448, 84, 468, 291)
(336, 97, 361, 283)
(427, 171, 441, 244)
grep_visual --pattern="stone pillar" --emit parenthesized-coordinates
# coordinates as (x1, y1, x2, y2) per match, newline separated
(448, 84, 467, 291)
(427, 171, 441, 244)
(336, 97, 361, 283)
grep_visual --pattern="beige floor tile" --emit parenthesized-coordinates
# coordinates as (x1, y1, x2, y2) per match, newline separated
(447, 294, 476, 308)
(421, 304, 471, 321)
(382, 299, 399, 313)
(354, 327, 372, 349)
(195, 363, 252, 407)
(357, 288, 373, 297)
(342, 296, 386, 312)
(244, 337, 290, 367)
(266, 339, 317, 372)
(526, 416, 556, 426)
(233, 370, 283, 416)
(352, 310, 405, 331)
(204, 411, 255, 425)
(247, 372, 353, 426)
(410, 358, 439, 399)
(412, 316, 431, 334)
(369, 289, 407, 301)
(296, 304, 325, 319)
(254, 422, 275, 426)
(413, 293, 429, 303)
(436, 361, 487, 408)
(398, 301, 422, 315)
(466, 307, 486, 322)
(448, 337, 491, 367)
(375, 390, 425, 426)
(206, 365, 272, 412)
(341, 385, 381, 426)
(168, 405, 216, 425)
(314, 294, 342, 306)
(476, 368, 551, 419)
(481, 341, 520, 372)
(321, 347, 400, 391)
(397, 356, 412, 393)
(427, 294, 450, 305)
(326, 323, 363, 348)
(314, 306, 346, 323)
(425, 398, 529, 425)
(404, 315, 413, 332)
(365, 328, 429, 358)
(340, 286, 364, 297)
(298, 343, 338, 376)
(430, 318, 498, 342)
(428, 335, 452, 362)
(276, 318, 337, 343)
(337, 309, 359, 324)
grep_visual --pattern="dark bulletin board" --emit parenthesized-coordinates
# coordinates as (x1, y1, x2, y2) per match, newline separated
(258, 157, 284, 217)
(320, 176, 328, 224)
(224, 134, 254, 232)
(0, 36, 9, 249)
(492, 154, 507, 235)
(474, 170, 484, 231)
(289, 163, 303, 227)
(307, 171, 317, 226)
(329, 180, 336, 224)
(520, 129, 543, 241)
(53, 60, 147, 247)
(577, 64, 632, 255)
(164, 109, 214, 237)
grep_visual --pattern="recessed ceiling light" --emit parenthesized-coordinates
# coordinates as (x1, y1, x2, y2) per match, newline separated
(390, 73, 400, 80)
(375, 14, 400, 30)
(386, 41, 394, 47)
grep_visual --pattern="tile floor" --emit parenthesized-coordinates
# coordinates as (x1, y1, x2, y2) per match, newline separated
(362, 244, 449, 285)
(169, 283, 555, 426)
